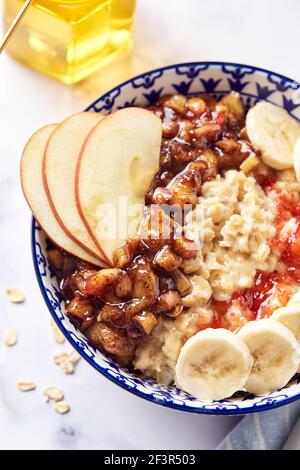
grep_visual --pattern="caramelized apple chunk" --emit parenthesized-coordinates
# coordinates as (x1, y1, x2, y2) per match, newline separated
(171, 269, 192, 296)
(130, 256, 159, 302)
(154, 245, 182, 272)
(86, 322, 136, 359)
(166, 159, 204, 207)
(83, 268, 125, 297)
(65, 294, 94, 321)
(134, 311, 158, 335)
(156, 289, 182, 313)
(139, 206, 176, 250)
(172, 237, 197, 259)
(113, 236, 141, 269)
(218, 91, 245, 127)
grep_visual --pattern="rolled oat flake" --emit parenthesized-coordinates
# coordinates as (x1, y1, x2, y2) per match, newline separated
(43, 386, 64, 402)
(6, 287, 25, 303)
(53, 350, 69, 365)
(17, 380, 36, 392)
(53, 401, 70, 414)
(50, 319, 65, 344)
(3, 329, 17, 346)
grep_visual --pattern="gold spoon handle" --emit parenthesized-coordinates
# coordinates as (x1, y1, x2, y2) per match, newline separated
(0, 0, 33, 54)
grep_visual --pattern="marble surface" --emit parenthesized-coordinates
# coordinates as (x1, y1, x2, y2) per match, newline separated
(0, 0, 299, 450)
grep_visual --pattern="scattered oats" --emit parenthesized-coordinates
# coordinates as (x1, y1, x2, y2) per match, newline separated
(53, 400, 70, 414)
(62, 361, 75, 375)
(17, 380, 36, 392)
(68, 349, 81, 365)
(53, 329, 65, 345)
(43, 386, 64, 402)
(53, 351, 69, 365)
(6, 287, 25, 303)
(50, 319, 65, 344)
(3, 329, 17, 347)
(53, 348, 81, 374)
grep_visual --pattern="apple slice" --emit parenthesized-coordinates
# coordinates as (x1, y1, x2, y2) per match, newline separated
(76, 107, 162, 265)
(43, 112, 107, 263)
(20, 124, 105, 266)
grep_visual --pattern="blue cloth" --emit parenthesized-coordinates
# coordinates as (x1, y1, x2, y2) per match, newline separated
(217, 401, 300, 450)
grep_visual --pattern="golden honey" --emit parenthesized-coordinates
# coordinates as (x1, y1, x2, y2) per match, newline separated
(3, 0, 136, 84)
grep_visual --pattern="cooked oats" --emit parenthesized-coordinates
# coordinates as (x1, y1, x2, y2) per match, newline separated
(276, 181, 300, 192)
(134, 170, 281, 384)
(183, 170, 277, 301)
(134, 313, 200, 385)
(182, 276, 212, 307)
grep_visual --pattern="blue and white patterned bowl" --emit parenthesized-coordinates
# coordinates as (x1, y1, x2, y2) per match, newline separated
(32, 62, 300, 415)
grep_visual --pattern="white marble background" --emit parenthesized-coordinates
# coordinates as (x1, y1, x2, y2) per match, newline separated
(0, 0, 299, 450)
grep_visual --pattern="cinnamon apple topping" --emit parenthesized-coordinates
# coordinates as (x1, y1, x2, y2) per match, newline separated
(46, 92, 256, 362)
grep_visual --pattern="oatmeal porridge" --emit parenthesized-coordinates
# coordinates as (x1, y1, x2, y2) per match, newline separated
(21, 90, 300, 400)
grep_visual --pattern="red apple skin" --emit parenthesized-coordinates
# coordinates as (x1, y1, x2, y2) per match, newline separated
(74, 123, 112, 267)
(20, 124, 104, 266)
(20, 124, 58, 228)
(74, 108, 162, 266)
(42, 137, 109, 265)
(41, 113, 109, 265)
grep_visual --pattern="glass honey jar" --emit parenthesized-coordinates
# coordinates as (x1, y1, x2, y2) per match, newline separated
(3, 0, 136, 84)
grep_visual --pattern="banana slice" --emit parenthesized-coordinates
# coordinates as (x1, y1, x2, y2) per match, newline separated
(175, 328, 253, 401)
(246, 102, 300, 170)
(272, 304, 300, 372)
(237, 319, 300, 394)
(288, 288, 300, 306)
(293, 137, 300, 183)
(272, 305, 300, 341)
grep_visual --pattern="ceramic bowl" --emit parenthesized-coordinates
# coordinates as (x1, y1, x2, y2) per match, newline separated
(32, 62, 300, 414)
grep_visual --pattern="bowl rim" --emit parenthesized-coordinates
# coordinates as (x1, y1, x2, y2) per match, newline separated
(85, 61, 299, 113)
(32, 61, 300, 415)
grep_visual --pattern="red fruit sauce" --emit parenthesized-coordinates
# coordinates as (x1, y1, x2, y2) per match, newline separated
(271, 190, 300, 282)
(234, 271, 293, 318)
(211, 187, 300, 326)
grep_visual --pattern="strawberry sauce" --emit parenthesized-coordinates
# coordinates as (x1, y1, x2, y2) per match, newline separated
(271, 190, 300, 282)
(212, 187, 300, 325)
(233, 271, 293, 319)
